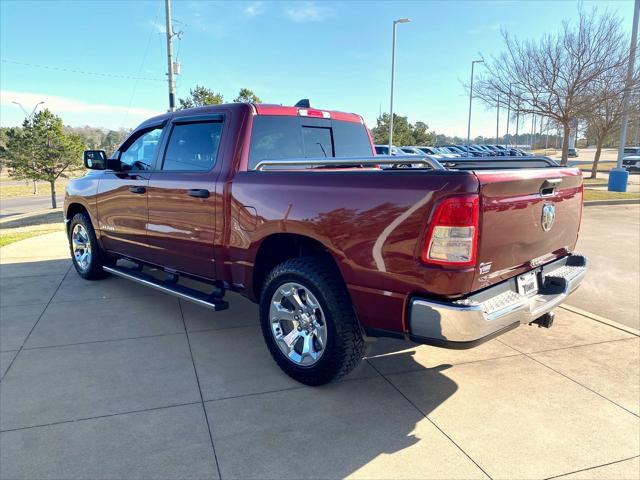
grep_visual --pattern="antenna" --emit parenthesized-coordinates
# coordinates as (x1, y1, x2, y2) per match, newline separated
(294, 99, 311, 108)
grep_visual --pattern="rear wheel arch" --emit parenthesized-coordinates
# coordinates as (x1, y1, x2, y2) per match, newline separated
(252, 233, 347, 299)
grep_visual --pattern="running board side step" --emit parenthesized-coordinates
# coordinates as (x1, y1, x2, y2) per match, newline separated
(103, 265, 229, 311)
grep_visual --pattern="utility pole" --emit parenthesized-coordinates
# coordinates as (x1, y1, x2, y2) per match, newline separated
(616, 0, 639, 166)
(165, 0, 176, 111)
(609, 0, 639, 191)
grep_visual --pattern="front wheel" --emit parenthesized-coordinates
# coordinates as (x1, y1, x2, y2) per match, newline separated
(68, 213, 109, 280)
(259, 257, 365, 385)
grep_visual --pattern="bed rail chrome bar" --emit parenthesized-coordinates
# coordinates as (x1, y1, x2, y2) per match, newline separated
(254, 155, 446, 171)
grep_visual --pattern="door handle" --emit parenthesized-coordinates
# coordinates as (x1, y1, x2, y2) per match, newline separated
(188, 189, 209, 198)
(128, 186, 146, 194)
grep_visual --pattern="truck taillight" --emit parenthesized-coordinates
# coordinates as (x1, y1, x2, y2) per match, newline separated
(421, 194, 479, 266)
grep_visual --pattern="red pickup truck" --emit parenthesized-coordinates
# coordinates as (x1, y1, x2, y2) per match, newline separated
(65, 102, 586, 385)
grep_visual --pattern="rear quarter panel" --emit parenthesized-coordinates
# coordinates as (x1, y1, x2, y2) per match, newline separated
(226, 170, 479, 332)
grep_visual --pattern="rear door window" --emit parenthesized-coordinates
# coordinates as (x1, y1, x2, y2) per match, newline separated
(333, 121, 373, 157)
(249, 117, 303, 169)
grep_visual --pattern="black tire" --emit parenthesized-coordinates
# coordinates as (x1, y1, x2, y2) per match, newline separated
(259, 257, 366, 385)
(68, 212, 109, 280)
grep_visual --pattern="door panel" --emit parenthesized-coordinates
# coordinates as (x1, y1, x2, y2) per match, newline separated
(96, 125, 164, 261)
(96, 172, 151, 261)
(147, 173, 217, 279)
(146, 118, 223, 279)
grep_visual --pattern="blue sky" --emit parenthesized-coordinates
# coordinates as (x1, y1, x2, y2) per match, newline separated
(0, 0, 634, 137)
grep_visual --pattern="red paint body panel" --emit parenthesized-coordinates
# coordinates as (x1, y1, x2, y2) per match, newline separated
(65, 102, 584, 337)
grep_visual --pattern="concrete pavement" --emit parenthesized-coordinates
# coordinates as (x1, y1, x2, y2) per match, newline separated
(0, 230, 638, 479)
(570, 204, 640, 330)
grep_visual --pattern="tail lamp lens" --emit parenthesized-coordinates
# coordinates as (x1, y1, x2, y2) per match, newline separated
(421, 195, 479, 266)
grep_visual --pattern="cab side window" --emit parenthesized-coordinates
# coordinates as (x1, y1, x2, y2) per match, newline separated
(120, 127, 163, 171)
(162, 121, 223, 171)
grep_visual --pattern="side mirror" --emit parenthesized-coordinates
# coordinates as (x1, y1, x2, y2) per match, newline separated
(83, 150, 107, 170)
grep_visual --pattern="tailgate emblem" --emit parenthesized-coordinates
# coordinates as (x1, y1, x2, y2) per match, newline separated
(541, 204, 556, 232)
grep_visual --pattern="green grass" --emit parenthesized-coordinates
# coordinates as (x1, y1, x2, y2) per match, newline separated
(0, 228, 61, 247)
(579, 162, 618, 173)
(583, 189, 640, 201)
(0, 181, 68, 199)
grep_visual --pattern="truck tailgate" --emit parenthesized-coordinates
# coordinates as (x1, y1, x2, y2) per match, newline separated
(472, 168, 583, 291)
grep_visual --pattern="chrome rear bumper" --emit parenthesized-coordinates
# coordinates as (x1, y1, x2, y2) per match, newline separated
(409, 254, 587, 348)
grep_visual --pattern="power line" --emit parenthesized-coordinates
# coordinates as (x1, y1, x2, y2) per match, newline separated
(1, 59, 164, 82)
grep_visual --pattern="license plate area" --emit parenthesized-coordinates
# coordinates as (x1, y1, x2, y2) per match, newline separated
(517, 270, 539, 297)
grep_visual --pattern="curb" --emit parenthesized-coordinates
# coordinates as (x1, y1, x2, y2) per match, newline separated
(0, 208, 62, 225)
(560, 305, 640, 337)
(583, 199, 640, 206)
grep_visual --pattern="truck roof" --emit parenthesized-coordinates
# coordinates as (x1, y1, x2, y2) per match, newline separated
(140, 103, 364, 127)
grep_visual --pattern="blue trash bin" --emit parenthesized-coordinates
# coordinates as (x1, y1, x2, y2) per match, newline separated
(607, 167, 629, 192)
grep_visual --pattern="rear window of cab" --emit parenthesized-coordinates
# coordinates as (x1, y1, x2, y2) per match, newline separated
(248, 116, 372, 169)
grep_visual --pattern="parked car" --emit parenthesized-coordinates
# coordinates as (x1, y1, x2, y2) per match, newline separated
(568, 148, 578, 157)
(440, 145, 471, 157)
(66, 102, 587, 385)
(623, 146, 640, 156)
(399, 146, 423, 155)
(623, 155, 640, 172)
(401, 146, 460, 159)
(375, 145, 403, 155)
(485, 145, 506, 156)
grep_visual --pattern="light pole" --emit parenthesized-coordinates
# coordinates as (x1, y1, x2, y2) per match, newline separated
(12, 100, 44, 195)
(388, 18, 410, 152)
(466, 59, 484, 146)
(505, 83, 514, 147)
(609, 0, 639, 191)
(495, 96, 500, 145)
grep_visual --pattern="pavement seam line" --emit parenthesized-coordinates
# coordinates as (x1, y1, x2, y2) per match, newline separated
(0, 401, 203, 434)
(501, 335, 638, 356)
(21, 331, 186, 351)
(178, 299, 223, 480)
(365, 359, 494, 480)
(201, 371, 381, 404)
(496, 339, 640, 419)
(545, 454, 640, 479)
(559, 305, 640, 336)
(0, 264, 71, 382)
(363, 350, 523, 376)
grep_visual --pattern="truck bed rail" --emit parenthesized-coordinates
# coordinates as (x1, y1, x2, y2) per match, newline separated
(254, 155, 560, 171)
(254, 155, 445, 171)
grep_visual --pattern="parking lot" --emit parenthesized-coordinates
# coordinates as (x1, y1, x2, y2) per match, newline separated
(1, 206, 638, 480)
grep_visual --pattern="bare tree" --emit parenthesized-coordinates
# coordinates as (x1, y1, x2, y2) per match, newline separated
(584, 68, 639, 178)
(475, 8, 629, 165)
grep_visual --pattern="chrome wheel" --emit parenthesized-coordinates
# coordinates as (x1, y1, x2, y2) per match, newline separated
(269, 282, 327, 366)
(71, 223, 92, 272)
